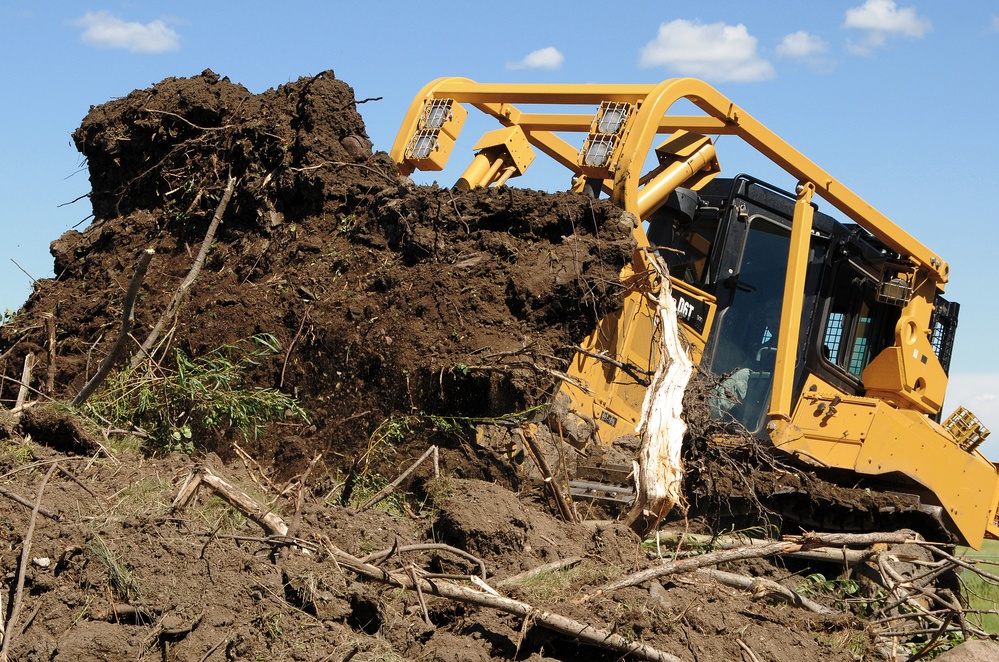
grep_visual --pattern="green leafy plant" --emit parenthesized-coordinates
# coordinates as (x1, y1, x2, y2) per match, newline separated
(358, 415, 413, 470)
(798, 572, 860, 599)
(338, 213, 359, 234)
(900, 630, 965, 659)
(84, 333, 308, 453)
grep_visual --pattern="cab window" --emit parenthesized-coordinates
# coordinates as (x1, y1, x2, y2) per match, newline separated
(821, 265, 898, 382)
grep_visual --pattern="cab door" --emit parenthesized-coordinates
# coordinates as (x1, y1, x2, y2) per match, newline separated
(702, 182, 795, 433)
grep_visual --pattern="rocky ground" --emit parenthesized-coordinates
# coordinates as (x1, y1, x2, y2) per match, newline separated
(0, 70, 996, 661)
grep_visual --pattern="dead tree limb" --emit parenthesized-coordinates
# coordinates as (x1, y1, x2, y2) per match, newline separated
(590, 531, 915, 597)
(172, 467, 288, 538)
(132, 176, 236, 369)
(71, 249, 155, 406)
(497, 557, 584, 588)
(360, 543, 487, 579)
(518, 427, 577, 523)
(322, 542, 682, 662)
(921, 544, 999, 585)
(696, 568, 835, 615)
(0, 462, 57, 661)
(590, 540, 803, 597)
(0, 485, 63, 521)
(44, 314, 56, 395)
(359, 445, 438, 511)
(199, 469, 288, 538)
(655, 530, 871, 566)
(14, 353, 34, 410)
(790, 531, 915, 548)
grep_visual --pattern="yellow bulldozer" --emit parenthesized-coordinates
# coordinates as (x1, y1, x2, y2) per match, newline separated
(390, 77, 997, 549)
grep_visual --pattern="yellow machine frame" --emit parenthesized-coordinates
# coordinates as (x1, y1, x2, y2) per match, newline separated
(391, 77, 999, 548)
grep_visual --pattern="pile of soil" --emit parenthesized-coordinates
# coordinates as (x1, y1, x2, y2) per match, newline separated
(4, 69, 634, 481)
(0, 70, 981, 660)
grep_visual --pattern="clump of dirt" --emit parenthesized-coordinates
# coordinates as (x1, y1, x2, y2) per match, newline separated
(0, 70, 978, 661)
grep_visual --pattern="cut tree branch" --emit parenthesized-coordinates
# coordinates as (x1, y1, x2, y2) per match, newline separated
(71, 249, 154, 406)
(588, 531, 915, 597)
(172, 466, 288, 538)
(359, 445, 439, 511)
(696, 568, 835, 615)
(0, 462, 57, 661)
(517, 427, 577, 523)
(132, 176, 236, 369)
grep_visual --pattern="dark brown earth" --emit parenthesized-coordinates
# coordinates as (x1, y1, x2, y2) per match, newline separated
(0, 70, 975, 660)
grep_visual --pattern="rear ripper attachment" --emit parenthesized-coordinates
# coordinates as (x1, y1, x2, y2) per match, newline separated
(391, 78, 999, 549)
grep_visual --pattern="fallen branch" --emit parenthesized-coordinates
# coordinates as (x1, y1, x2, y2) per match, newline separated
(0, 485, 63, 521)
(654, 530, 871, 566)
(14, 353, 34, 410)
(360, 543, 487, 580)
(496, 557, 584, 588)
(589, 531, 915, 597)
(590, 540, 802, 597)
(696, 568, 835, 615)
(132, 176, 236, 369)
(172, 467, 288, 538)
(518, 427, 577, 523)
(921, 544, 999, 585)
(571, 345, 652, 387)
(736, 638, 762, 662)
(288, 161, 396, 185)
(0, 463, 57, 661)
(71, 249, 155, 406)
(199, 469, 288, 537)
(409, 566, 432, 626)
(359, 445, 438, 511)
(322, 541, 682, 662)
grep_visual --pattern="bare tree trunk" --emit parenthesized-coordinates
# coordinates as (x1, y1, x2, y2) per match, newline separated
(625, 258, 692, 536)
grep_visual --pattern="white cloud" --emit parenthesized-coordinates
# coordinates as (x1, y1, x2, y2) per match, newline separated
(992, 15, 999, 33)
(505, 46, 564, 70)
(776, 31, 828, 58)
(639, 19, 774, 83)
(843, 1, 931, 55)
(70, 11, 180, 54)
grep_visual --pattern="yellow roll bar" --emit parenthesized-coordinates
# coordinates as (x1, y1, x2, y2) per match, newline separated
(392, 77, 947, 285)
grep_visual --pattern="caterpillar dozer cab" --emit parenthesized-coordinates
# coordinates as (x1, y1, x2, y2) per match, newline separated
(390, 77, 998, 549)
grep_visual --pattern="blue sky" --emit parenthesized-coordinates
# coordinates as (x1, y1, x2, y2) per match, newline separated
(2, 1, 998, 455)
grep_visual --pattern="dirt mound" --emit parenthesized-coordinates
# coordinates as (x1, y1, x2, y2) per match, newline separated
(3, 69, 633, 479)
